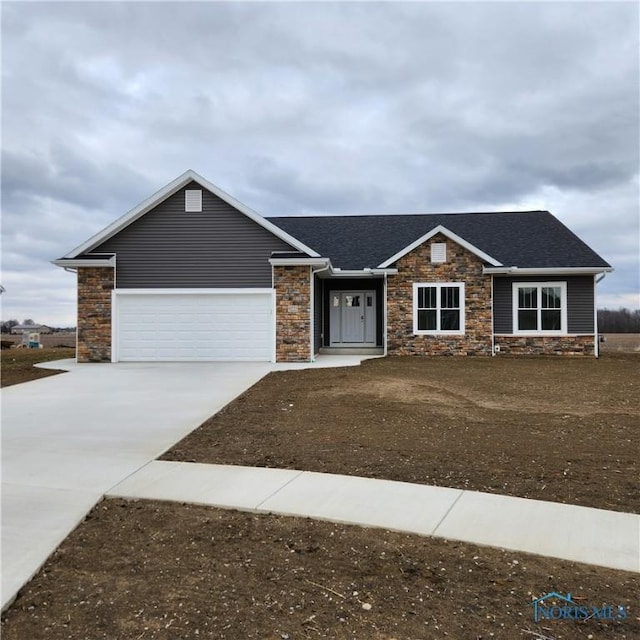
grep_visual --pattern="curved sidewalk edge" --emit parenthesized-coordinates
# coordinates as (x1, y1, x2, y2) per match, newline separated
(107, 460, 640, 573)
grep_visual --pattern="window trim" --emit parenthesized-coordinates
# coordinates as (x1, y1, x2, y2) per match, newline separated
(413, 282, 465, 335)
(512, 281, 567, 335)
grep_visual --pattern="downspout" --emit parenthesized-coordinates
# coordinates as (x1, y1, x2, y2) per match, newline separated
(383, 272, 388, 356)
(490, 274, 496, 356)
(594, 272, 607, 358)
(311, 263, 331, 362)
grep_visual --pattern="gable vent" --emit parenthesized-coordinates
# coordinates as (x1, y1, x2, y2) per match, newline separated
(185, 189, 202, 212)
(431, 242, 446, 263)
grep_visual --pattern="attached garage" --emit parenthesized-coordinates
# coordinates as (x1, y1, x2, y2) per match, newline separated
(113, 290, 274, 362)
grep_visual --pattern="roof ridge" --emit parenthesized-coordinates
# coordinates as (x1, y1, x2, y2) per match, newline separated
(267, 210, 550, 219)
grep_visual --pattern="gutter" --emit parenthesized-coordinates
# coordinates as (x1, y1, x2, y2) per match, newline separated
(52, 256, 116, 269)
(483, 266, 614, 275)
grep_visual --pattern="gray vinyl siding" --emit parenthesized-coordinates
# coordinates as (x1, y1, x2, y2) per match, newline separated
(313, 275, 323, 354)
(91, 182, 294, 288)
(493, 275, 595, 334)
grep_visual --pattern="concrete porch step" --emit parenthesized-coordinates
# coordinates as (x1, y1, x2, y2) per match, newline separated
(319, 347, 384, 356)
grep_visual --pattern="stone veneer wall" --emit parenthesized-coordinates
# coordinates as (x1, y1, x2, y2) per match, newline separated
(77, 267, 114, 362)
(274, 265, 311, 362)
(386, 235, 493, 355)
(494, 335, 595, 356)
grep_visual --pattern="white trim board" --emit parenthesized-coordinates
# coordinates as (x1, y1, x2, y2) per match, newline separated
(378, 225, 502, 268)
(65, 170, 320, 259)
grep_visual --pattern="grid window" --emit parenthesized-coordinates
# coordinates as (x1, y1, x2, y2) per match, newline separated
(414, 283, 464, 334)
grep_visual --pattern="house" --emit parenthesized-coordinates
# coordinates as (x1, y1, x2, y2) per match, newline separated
(53, 170, 612, 363)
(10, 324, 52, 335)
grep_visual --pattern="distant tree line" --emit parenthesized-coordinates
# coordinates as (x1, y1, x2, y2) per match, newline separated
(598, 308, 640, 333)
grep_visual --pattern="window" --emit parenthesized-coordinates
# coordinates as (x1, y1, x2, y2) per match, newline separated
(185, 189, 202, 212)
(413, 283, 465, 334)
(512, 282, 566, 334)
(431, 242, 446, 263)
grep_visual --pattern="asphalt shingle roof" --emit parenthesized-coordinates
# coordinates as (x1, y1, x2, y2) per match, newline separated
(268, 211, 610, 270)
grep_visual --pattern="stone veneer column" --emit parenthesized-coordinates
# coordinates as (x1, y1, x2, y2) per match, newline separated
(274, 265, 311, 362)
(386, 234, 493, 355)
(77, 267, 114, 362)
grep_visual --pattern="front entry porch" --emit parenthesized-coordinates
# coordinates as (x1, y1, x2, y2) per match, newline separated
(314, 277, 384, 354)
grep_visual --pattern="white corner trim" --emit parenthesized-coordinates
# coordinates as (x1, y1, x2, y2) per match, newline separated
(65, 170, 320, 259)
(378, 225, 502, 268)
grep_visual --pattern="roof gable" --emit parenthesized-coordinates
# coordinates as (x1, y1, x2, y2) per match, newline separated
(377, 224, 502, 268)
(65, 170, 319, 258)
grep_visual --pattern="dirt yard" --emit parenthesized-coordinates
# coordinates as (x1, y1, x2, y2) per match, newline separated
(600, 333, 640, 353)
(164, 354, 639, 514)
(0, 347, 75, 387)
(2, 351, 639, 637)
(2, 499, 637, 640)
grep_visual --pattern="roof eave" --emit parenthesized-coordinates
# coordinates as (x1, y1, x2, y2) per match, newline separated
(484, 266, 614, 275)
(65, 170, 320, 259)
(269, 257, 331, 267)
(52, 256, 116, 269)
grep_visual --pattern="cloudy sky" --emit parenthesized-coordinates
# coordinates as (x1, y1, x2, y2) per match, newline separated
(2, 1, 638, 326)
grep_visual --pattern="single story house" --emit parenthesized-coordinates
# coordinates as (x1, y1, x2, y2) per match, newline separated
(53, 170, 612, 363)
(10, 324, 53, 335)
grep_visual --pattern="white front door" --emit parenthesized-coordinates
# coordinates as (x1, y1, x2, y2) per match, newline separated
(330, 291, 376, 345)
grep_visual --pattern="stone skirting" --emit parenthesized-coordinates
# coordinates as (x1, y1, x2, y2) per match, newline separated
(274, 265, 311, 362)
(494, 335, 596, 356)
(77, 267, 114, 362)
(386, 234, 493, 356)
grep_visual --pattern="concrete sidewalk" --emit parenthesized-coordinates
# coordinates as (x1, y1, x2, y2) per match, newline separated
(108, 460, 640, 573)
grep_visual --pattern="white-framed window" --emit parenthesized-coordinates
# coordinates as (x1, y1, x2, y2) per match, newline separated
(413, 283, 465, 335)
(512, 282, 567, 334)
(185, 189, 203, 212)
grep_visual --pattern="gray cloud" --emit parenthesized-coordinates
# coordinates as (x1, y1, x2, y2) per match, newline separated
(1, 1, 638, 324)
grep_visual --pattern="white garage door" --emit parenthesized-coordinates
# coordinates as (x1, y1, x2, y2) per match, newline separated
(114, 290, 274, 362)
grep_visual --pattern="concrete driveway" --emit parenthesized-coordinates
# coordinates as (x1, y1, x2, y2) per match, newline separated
(1, 359, 271, 610)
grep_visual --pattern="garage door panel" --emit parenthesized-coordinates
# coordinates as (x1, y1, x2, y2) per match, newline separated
(115, 292, 273, 362)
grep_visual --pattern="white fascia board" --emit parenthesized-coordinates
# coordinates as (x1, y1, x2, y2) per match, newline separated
(484, 266, 614, 275)
(367, 268, 398, 275)
(52, 257, 115, 268)
(377, 225, 502, 268)
(330, 269, 392, 277)
(66, 169, 320, 258)
(113, 288, 274, 295)
(269, 257, 331, 267)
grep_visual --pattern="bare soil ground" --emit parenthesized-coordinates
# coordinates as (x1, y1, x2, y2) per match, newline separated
(2, 499, 638, 640)
(600, 334, 640, 353)
(2, 346, 638, 638)
(0, 347, 75, 387)
(164, 353, 639, 514)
